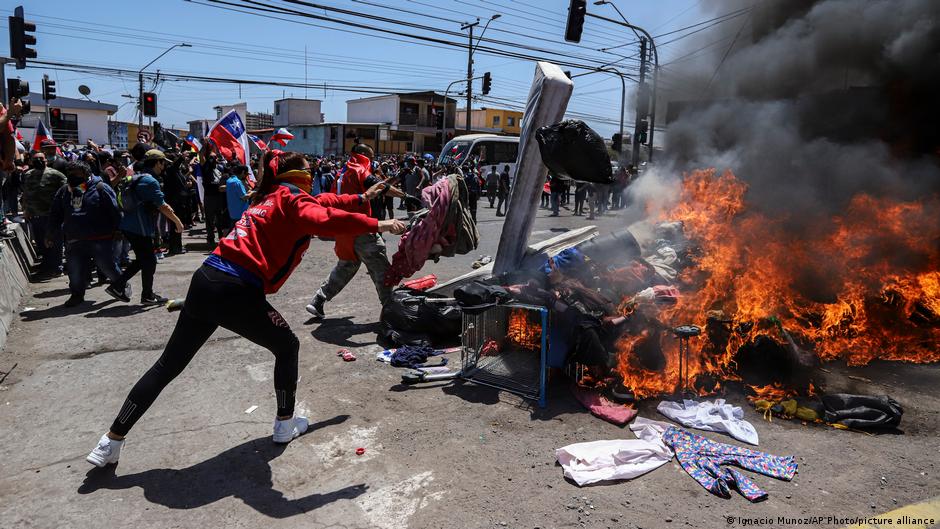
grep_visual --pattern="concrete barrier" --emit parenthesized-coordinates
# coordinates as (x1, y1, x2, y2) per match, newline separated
(0, 222, 31, 352)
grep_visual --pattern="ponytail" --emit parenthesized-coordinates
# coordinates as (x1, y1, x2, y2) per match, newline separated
(251, 150, 308, 204)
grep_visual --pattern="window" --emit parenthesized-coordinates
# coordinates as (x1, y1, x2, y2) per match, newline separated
(492, 141, 518, 163)
(302, 129, 308, 139)
(399, 102, 419, 125)
(492, 115, 501, 126)
(330, 126, 338, 140)
(473, 140, 517, 164)
(507, 116, 515, 127)
(52, 113, 79, 144)
(275, 103, 281, 115)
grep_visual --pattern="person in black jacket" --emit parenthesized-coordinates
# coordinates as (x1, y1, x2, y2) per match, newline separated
(162, 153, 192, 255)
(198, 141, 229, 246)
(48, 161, 122, 307)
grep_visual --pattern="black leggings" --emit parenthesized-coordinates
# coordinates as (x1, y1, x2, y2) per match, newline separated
(115, 231, 157, 298)
(110, 265, 299, 436)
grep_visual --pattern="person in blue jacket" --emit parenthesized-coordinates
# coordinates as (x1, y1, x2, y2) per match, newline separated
(225, 164, 250, 223)
(106, 150, 184, 305)
(48, 160, 123, 307)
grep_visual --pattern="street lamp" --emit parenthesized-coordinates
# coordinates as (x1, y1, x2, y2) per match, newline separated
(590, 1, 659, 163)
(460, 14, 500, 133)
(570, 67, 629, 161)
(138, 43, 191, 127)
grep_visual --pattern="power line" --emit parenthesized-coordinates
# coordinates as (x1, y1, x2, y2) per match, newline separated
(705, 11, 752, 91)
(262, 0, 634, 68)
(195, 0, 643, 73)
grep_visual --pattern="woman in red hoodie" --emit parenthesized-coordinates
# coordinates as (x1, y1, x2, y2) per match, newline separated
(86, 150, 405, 467)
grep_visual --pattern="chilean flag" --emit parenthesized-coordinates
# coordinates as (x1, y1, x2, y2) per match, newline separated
(248, 134, 267, 151)
(207, 110, 254, 181)
(270, 127, 294, 147)
(184, 133, 202, 152)
(34, 120, 53, 149)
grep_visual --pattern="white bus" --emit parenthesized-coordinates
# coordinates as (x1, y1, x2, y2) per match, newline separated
(438, 134, 520, 177)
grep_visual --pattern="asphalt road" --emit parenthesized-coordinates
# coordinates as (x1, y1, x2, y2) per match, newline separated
(1, 199, 938, 529)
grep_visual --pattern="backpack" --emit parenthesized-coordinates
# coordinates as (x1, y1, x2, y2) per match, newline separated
(116, 174, 144, 213)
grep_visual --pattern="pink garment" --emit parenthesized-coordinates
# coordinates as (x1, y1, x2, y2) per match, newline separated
(385, 177, 453, 286)
(572, 385, 638, 426)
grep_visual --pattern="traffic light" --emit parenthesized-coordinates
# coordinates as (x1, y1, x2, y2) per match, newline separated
(636, 118, 649, 144)
(435, 109, 444, 129)
(612, 132, 622, 152)
(481, 72, 492, 95)
(42, 77, 56, 101)
(142, 92, 157, 117)
(8, 6, 37, 70)
(636, 82, 650, 120)
(49, 107, 62, 128)
(6, 78, 30, 114)
(564, 0, 587, 43)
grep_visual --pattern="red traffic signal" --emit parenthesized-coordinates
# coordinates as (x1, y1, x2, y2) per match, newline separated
(142, 92, 157, 117)
(50, 107, 62, 127)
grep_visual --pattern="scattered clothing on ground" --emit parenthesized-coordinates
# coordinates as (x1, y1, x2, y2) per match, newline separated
(662, 426, 797, 502)
(658, 399, 760, 445)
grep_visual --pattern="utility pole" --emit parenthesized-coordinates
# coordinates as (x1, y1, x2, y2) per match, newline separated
(459, 14, 499, 135)
(138, 71, 144, 128)
(461, 20, 478, 135)
(138, 43, 191, 128)
(631, 37, 648, 165)
(588, 4, 659, 163)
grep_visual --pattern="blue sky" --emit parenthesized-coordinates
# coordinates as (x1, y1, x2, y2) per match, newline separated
(2, 0, 705, 137)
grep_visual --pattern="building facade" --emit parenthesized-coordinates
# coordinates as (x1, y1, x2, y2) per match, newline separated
(213, 102, 273, 131)
(346, 91, 457, 154)
(455, 107, 523, 136)
(20, 93, 118, 147)
(274, 98, 323, 127)
(275, 122, 406, 157)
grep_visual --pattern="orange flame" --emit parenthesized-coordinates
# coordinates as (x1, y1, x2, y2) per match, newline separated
(614, 168, 940, 399)
(507, 309, 541, 350)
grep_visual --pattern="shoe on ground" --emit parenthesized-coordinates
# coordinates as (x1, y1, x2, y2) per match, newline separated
(105, 284, 131, 303)
(141, 293, 169, 305)
(273, 416, 309, 443)
(86, 434, 123, 467)
(63, 295, 84, 308)
(305, 295, 326, 319)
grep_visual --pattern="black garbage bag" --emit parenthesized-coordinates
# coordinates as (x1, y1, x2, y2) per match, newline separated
(454, 280, 511, 314)
(821, 394, 903, 429)
(380, 288, 462, 343)
(535, 120, 613, 184)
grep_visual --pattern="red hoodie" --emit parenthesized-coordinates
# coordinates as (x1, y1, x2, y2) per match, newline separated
(332, 152, 373, 260)
(213, 183, 377, 294)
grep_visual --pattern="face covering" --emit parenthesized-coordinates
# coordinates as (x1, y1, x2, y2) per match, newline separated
(275, 169, 312, 194)
(67, 174, 86, 187)
(32, 159, 46, 171)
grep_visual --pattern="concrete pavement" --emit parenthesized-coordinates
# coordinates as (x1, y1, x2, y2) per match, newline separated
(1, 200, 938, 529)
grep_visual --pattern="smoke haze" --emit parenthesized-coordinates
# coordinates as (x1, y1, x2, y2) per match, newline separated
(630, 0, 940, 235)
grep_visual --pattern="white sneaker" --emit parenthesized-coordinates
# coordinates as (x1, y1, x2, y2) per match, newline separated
(273, 416, 309, 444)
(86, 434, 123, 467)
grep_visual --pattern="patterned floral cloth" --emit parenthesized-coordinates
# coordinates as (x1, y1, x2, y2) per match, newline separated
(662, 426, 798, 502)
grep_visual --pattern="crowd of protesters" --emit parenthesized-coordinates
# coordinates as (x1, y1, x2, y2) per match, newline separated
(0, 95, 645, 465)
(0, 95, 635, 313)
